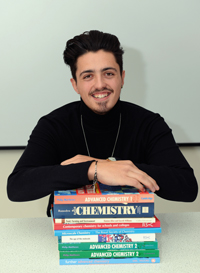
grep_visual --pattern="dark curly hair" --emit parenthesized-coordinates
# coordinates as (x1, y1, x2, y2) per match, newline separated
(63, 30, 124, 81)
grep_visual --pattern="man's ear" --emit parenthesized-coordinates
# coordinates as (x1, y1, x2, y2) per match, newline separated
(70, 78, 80, 94)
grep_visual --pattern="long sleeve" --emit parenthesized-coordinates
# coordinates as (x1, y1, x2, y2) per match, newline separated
(7, 161, 93, 202)
(130, 109, 198, 202)
(137, 162, 197, 202)
(7, 102, 94, 206)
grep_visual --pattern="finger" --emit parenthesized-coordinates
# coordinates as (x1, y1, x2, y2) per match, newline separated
(60, 159, 71, 165)
(124, 177, 146, 192)
(115, 160, 159, 190)
(127, 169, 159, 192)
(129, 164, 159, 189)
(61, 155, 99, 165)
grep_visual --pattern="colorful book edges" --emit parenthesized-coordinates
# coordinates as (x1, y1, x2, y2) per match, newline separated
(60, 249, 159, 259)
(54, 183, 154, 204)
(53, 202, 154, 219)
(59, 233, 156, 243)
(52, 183, 161, 265)
(59, 257, 160, 265)
(54, 227, 161, 236)
(54, 216, 156, 224)
(53, 216, 160, 230)
(58, 240, 158, 251)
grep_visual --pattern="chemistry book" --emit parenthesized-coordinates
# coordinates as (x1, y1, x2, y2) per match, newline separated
(53, 217, 160, 230)
(53, 202, 154, 219)
(54, 183, 154, 204)
(59, 257, 160, 265)
(54, 227, 161, 236)
(54, 216, 156, 224)
(58, 239, 158, 251)
(59, 249, 159, 259)
(59, 233, 156, 243)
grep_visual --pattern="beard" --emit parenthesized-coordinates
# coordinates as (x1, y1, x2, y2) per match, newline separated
(93, 101, 109, 115)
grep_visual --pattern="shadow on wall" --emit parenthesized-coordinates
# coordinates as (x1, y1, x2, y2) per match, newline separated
(121, 47, 146, 107)
(165, 120, 192, 144)
(122, 47, 187, 141)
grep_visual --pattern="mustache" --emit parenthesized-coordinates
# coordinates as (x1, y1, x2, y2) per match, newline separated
(89, 88, 113, 96)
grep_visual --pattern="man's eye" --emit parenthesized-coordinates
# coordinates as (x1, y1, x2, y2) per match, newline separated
(83, 75, 92, 79)
(106, 72, 114, 76)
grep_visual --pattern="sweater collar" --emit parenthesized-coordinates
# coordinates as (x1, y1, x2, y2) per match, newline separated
(80, 99, 121, 130)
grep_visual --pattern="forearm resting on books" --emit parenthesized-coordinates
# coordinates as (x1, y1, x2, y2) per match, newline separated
(88, 160, 160, 193)
(60, 155, 159, 193)
(7, 162, 92, 202)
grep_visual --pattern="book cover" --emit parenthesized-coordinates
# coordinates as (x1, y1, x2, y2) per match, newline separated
(59, 257, 160, 265)
(53, 202, 154, 219)
(58, 240, 158, 251)
(53, 216, 160, 230)
(59, 233, 156, 243)
(59, 249, 159, 259)
(54, 183, 154, 204)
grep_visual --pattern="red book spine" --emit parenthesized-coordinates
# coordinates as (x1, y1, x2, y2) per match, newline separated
(54, 192, 154, 204)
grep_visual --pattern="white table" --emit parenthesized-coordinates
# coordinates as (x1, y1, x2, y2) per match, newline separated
(0, 212, 199, 273)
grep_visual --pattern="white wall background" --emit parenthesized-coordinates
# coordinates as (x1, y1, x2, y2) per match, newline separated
(0, 0, 200, 146)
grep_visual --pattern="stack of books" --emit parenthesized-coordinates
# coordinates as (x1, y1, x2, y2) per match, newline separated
(51, 183, 161, 265)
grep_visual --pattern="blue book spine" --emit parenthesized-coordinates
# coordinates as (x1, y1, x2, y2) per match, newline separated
(54, 227, 161, 236)
(59, 257, 160, 265)
(53, 202, 154, 219)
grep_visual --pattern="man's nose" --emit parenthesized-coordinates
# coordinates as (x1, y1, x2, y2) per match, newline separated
(94, 75, 106, 90)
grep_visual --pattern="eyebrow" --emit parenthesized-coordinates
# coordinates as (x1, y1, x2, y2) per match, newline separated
(79, 67, 117, 78)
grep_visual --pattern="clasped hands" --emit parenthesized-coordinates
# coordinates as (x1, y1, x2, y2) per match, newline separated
(61, 154, 159, 193)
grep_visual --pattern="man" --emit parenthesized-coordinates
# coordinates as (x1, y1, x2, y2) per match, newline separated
(7, 30, 198, 216)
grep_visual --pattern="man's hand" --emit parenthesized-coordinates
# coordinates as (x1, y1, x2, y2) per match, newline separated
(88, 160, 159, 193)
(61, 155, 159, 193)
(60, 154, 102, 165)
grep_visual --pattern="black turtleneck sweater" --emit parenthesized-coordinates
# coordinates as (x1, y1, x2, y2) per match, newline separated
(7, 100, 198, 216)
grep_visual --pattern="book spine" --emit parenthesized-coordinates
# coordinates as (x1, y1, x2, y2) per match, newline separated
(54, 227, 161, 236)
(59, 249, 159, 259)
(54, 216, 156, 224)
(60, 233, 156, 243)
(54, 220, 160, 230)
(53, 203, 154, 219)
(58, 240, 158, 251)
(59, 257, 160, 265)
(54, 193, 154, 204)
(77, 184, 101, 194)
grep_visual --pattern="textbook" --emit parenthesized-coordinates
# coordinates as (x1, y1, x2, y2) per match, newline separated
(59, 257, 160, 265)
(53, 216, 160, 230)
(54, 183, 154, 204)
(53, 202, 154, 219)
(54, 216, 156, 224)
(51, 183, 162, 266)
(59, 233, 156, 243)
(58, 239, 158, 251)
(54, 227, 161, 236)
(59, 249, 159, 259)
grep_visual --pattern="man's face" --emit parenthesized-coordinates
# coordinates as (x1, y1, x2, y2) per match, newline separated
(70, 50, 125, 115)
